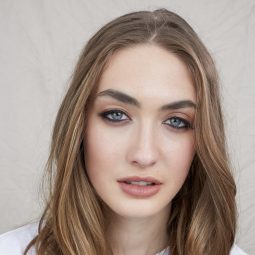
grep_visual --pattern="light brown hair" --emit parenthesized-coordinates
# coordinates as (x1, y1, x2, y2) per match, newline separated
(24, 8, 236, 255)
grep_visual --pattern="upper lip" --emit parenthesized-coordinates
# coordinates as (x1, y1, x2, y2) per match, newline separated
(117, 176, 162, 184)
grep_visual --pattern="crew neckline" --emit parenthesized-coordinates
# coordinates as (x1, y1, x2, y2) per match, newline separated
(156, 246, 170, 255)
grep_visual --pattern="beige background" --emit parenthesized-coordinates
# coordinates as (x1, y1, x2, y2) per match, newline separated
(0, 0, 254, 253)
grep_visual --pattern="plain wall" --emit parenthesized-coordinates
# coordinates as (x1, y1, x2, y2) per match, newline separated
(0, 0, 254, 253)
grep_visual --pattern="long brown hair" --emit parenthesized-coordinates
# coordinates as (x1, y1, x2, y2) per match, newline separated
(24, 8, 236, 255)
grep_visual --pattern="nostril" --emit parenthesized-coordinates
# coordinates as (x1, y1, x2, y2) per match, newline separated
(131, 159, 156, 168)
(126, 139, 159, 168)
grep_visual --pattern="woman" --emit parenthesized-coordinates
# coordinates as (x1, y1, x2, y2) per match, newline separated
(0, 8, 248, 255)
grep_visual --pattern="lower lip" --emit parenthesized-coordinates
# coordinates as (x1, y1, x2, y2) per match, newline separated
(118, 181, 161, 198)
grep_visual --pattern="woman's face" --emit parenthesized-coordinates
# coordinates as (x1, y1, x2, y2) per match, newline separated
(85, 44, 196, 218)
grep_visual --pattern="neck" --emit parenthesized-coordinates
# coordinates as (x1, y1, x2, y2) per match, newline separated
(105, 204, 171, 255)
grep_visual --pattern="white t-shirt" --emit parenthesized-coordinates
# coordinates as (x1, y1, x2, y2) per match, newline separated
(0, 222, 248, 255)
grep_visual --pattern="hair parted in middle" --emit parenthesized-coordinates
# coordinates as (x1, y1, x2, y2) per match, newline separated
(24, 8, 237, 255)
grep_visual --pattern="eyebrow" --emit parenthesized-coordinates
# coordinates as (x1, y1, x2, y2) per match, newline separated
(96, 89, 196, 110)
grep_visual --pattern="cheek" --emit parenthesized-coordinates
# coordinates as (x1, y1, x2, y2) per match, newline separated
(84, 120, 126, 182)
(163, 133, 195, 182)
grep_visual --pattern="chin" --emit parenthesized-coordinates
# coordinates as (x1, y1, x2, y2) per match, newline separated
(106, 199, 171, 219)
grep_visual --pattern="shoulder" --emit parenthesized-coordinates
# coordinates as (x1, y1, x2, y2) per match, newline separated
(0, 221, 39, 255)
(157, 244, 248, 255)
(230, 244, 249, 255)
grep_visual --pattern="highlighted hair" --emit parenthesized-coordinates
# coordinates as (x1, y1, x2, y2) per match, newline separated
(25, 8, 236, 255)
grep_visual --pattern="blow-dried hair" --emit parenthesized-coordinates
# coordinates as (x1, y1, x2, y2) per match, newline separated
(24, 8, 236, 255)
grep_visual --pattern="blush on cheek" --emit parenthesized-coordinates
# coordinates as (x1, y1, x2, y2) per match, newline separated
(168, 143, 194, 183)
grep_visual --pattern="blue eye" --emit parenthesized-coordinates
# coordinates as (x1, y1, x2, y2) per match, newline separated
(163, 117, 192, 129)
(100, 110, 129, 122)
(99, 110, 192, 129)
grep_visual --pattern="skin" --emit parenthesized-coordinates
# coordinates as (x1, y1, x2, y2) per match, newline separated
(84, 44, 196, 255)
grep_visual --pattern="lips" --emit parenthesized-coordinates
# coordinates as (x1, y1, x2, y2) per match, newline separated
(117, 176, 162, 185)
(117, 176, 162, 197)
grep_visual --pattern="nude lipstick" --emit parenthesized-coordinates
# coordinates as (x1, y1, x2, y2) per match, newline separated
(117, 176, 162, 198)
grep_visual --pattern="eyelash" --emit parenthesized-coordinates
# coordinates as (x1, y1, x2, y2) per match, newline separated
(99, 109, 193, 130)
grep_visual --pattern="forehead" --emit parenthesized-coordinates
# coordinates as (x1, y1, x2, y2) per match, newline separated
(97, 44, 196, 103)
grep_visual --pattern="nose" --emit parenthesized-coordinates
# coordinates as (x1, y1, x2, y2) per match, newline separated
(126, 123, 159, 169)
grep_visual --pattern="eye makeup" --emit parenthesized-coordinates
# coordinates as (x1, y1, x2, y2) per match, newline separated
(98, 109, 193, 130)
(99, 109, 130, 122)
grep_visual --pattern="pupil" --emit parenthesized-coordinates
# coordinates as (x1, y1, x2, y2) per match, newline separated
(113, 112, 122, 120)
(172, 118, 180, 125)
